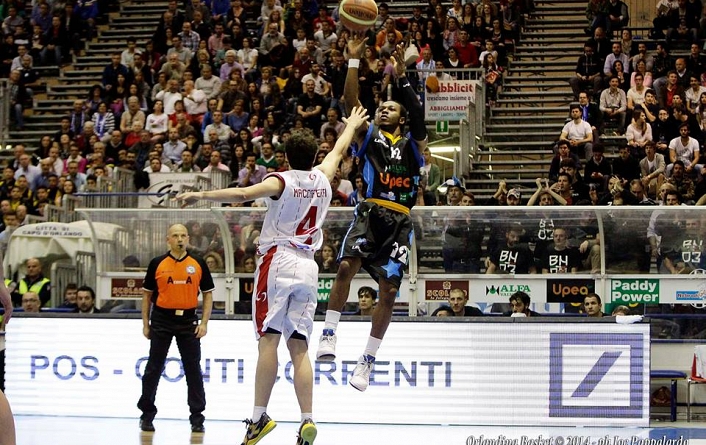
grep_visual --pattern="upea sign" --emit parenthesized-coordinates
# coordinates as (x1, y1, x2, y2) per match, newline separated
(610, 279, 659, 304)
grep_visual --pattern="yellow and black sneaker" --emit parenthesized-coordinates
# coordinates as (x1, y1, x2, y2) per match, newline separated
(295, 419, 317, 445)
(241, 413, 277, 445)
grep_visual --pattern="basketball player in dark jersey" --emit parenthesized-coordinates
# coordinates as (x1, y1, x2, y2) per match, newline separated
(316, 36, 428, 392)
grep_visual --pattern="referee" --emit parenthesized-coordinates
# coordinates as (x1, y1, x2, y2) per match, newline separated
(137, 223, 214, 433)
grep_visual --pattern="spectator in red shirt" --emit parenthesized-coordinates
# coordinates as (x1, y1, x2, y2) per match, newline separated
(453, 29, 479, 67)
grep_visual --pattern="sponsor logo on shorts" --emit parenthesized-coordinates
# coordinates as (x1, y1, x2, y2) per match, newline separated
(256, 291, 267, 303)
(352, 238, 367, 251)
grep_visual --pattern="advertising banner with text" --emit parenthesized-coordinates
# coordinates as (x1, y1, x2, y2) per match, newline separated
(423, 80, 478, 121)
(5, 318, 649, 426)
(470, 280, 547, 303)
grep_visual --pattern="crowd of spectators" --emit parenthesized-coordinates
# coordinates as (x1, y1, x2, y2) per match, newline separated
(559, 2, 706, 214)
(0, 0, 703, 323)
(0, 0, 537, 277)
(0, 0, 111, 129)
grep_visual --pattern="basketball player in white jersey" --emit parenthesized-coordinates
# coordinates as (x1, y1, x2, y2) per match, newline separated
(176, 106, 369, 445)
(0, 255, 16, 445)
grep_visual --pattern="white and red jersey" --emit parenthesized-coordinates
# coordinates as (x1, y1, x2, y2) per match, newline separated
(257, 169, 332, 253)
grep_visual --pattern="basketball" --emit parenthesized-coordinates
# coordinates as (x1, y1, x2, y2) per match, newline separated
(338, 0, 378, 32)
(426, 75, 440, 93)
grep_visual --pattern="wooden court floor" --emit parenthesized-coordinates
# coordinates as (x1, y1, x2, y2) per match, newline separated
(12, 415, 706, 445)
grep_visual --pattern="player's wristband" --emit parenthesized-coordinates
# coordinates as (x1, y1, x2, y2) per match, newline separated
(348, 59, 360, 69)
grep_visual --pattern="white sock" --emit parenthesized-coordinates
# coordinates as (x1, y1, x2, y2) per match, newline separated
(301, 413, 313, 423)
(363, 336, 382, 359)
(253, 406, 267, 421)
(323, 310, 341, 331)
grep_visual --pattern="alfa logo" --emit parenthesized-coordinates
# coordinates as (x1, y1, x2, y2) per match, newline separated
(485, 284, 530, 296)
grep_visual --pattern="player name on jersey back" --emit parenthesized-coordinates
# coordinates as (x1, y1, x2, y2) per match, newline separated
(293, 188, 329, 199)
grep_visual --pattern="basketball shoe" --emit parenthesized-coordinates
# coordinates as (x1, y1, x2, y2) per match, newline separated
(349, 354, 375, 392)
(296, 419, 317, 445)
(316, 329, 337, 361)
(241, 413, 276, 445)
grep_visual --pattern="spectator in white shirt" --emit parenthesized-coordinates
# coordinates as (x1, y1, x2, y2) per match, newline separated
(236, 37, 258, 78)
(292, 28, 308, 51)
(155, 79, 183, 115)
(120, 37, 138, 68)
(313, 21, 337, 57)
(666, 123, 701, 177)
(560, 104, 595, 161)
(416, 46, 435, 84)
(300, 63, 330, 96)
(182, 80, 207, 121)
(145, 100, 169, 142)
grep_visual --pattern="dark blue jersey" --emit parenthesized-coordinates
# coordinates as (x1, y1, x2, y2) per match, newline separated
(355, 124, 424, 211)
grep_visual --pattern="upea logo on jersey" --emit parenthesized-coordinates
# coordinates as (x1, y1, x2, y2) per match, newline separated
(549, 333, 644, 418)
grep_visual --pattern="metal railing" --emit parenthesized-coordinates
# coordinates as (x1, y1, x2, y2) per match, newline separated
(49, 251, 96, 307)
(73, 169, 234, 210)
(409, 66, 484, 82)
(50, 261, 77, 307)
(112, 168, 138, 207)
(43, 195, 82, 223)
(75, 251, 97, 296)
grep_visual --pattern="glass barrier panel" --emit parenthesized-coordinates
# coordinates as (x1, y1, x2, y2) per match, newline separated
(73, 206, 706, 317)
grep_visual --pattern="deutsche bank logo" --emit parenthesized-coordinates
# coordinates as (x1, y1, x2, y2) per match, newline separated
(549, 333, 644, 418)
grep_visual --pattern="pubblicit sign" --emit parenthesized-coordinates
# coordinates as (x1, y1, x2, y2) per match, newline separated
(610, 279, 660, 304)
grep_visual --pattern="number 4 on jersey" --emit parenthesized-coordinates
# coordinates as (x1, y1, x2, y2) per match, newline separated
(295, 206, 318, 245)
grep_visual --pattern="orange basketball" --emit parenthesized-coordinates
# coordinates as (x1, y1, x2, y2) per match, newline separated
(426, 75, 440, 93)
(338, 0, 378, 32)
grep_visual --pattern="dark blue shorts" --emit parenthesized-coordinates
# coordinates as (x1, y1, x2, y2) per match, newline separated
(339, 200, 414, 288)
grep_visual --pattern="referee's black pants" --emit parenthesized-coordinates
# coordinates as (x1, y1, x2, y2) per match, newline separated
(137, 308, 206, 425)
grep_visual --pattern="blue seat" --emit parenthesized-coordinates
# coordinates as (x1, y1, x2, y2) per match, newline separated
(651, 370, 687, 422)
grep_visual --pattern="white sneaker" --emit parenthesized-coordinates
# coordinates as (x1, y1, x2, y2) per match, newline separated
(316, 331, 337, 361)
(349, 355, 375, 392)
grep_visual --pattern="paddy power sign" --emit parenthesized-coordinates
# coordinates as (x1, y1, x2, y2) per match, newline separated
(610, 279, 660, 304)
